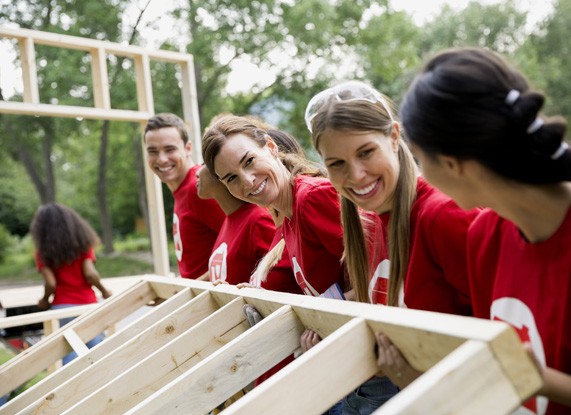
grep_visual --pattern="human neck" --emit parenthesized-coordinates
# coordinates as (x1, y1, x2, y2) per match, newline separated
(214, 191, 245, 216)
(269, 165, 294, 219)
(488, 181, 571, 243)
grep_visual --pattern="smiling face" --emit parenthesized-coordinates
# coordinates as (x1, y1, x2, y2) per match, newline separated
(213, 133, 286, 208)
(144, 126, 192, 192)
(318, 128, 400, 214)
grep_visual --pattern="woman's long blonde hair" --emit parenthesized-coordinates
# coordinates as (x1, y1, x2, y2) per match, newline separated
(311, 96, 418, 305)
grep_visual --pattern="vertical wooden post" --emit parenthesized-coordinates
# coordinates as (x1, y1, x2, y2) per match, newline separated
(134, 53, 170, 276)
(18, 37, 39, 104)
(90, 47, 110, 109)
(180, 57, 203, 163)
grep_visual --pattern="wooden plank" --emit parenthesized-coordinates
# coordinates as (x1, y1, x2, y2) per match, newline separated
(0, 101, 150, 121)
(134, 52, 170, 278)
(179, 57, 203, 163)
(0, 280, 155, 398)
(21, 290, 218, 415)
(223, 317, 377, 415)
(0, 27, 191, 63)
(208, 283, 542, 402)
(488, 326, 543, 401)
(0, 305, 95, 329)
(64, 297, 249, 415)
(18, 36, 39, 103)
(1, 286, 194, 415)
(62, 329, 89, 357)
(90, 47, 110, 109)
(124, 304, 305, 415)
(134, 54, 154, 114)
(374, 340, 521, 415)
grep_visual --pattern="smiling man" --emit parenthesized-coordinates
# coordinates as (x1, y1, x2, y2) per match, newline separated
(144, 113, 225, 279)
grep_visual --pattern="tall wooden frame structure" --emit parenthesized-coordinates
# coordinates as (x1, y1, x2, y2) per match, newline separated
(0, 26, 203, 276)
(0, 28, 542, 414)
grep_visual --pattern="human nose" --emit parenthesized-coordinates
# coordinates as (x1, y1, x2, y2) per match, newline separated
(240, 170, 256, 189)
(157, 150, 169, 163)
(347, 161, 366, 182)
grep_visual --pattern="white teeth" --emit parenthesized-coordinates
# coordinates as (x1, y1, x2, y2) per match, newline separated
(158, 166, 173, 172)
(251, 179, 267, 196)
(353, 181, 377, 196)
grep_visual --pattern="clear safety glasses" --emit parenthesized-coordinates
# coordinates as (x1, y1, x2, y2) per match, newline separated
(304, 80, 394, 133)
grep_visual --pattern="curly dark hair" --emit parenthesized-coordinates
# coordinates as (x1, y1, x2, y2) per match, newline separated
(29, 203, 100, 269)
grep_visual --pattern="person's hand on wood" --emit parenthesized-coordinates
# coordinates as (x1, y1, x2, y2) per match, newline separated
(375, 332, 422, 389)
(243, 304, 263, 327)
(300, 329, 322, 353)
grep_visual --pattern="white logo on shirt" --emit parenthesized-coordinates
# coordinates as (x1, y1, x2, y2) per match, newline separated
(209, 243, 228, 282)
(173, 214, 182, 262)
(292, 256, 320, 296)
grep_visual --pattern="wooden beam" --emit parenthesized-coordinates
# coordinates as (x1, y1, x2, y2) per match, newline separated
(18, 36, 39, 103)
(1, 27, 192, 63)
(124, 304, 305, 415)
(62, 328, 89, 357)
(373, 340, 521, 415)
(180, 57, 203, 163)
(223, 317, 376, 415)
(0, 305, 95, 329)
(0, 280, 156, 398)
(20, 290, 219, 415)
(65, 297, 250, 414)
(90, 47, 110, 109)
(2, 287, 194, 415)
(0, 101, 150, 121)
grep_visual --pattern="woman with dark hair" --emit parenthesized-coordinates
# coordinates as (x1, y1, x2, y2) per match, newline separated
(304, 80, 479, 414)
(30, 203, 112, 364)
(400, 47, 571, 413)
(202, 114, 346, 300)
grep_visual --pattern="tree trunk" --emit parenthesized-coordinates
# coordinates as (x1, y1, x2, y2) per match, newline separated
(98, 120, 114, 254)
(6, 117, 55, 204)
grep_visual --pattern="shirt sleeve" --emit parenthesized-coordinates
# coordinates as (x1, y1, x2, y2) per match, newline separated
(425, 200, 479, 303)
(301, 183, 344, 258)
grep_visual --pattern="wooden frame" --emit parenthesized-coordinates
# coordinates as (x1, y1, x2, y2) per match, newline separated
(0, 276, 541, 414)
(0, 26, 204, 277)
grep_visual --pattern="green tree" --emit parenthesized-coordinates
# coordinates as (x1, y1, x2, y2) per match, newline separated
(525, 0, 571, 119)
(420, 1, 528, 55)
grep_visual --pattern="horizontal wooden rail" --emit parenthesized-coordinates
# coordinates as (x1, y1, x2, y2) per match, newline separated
(0, 101, 151, 121)
(0, 27, 194, 64)
(0, 304, 95, 329)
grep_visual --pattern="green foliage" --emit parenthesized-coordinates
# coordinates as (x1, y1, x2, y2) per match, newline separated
(526, 0, 571, 119)
(420, 0, 528, 54)
(0, 224, 16, 264)
(0, 158, 39, 236)
(95, 255, 154, 278)
(1, 0, 570, 275)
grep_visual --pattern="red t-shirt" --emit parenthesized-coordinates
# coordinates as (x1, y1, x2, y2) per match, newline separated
(35, 248, 97, 305)
(173, 165, 225, 279)
(368, 177, 477, 315)
(256, 226, 302, 295)
(468, 208, 571, 415)
(208, 203, 276, 285)
(282, 175, 346, 296)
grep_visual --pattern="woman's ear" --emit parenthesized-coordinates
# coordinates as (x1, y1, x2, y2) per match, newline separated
(438, 154, 465, 176)
(266, 136, 279, 157)
(389, 122, 401, 152)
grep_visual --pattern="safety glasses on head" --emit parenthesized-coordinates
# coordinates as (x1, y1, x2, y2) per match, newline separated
(304, 80, 394, 133)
